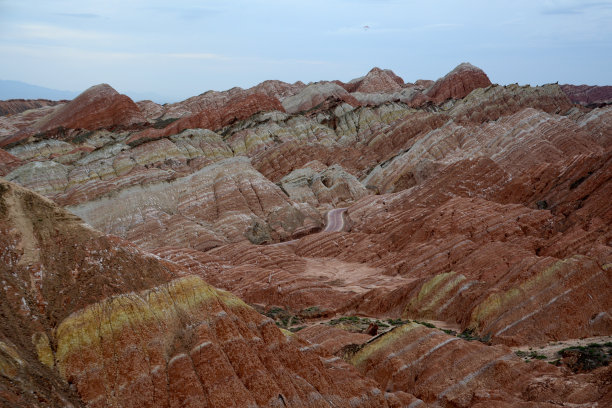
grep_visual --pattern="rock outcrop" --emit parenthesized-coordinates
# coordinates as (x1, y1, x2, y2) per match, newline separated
(425, 62, 492, 103)
(449, 82, 573, 123)
(37, 84, 145, 134)
(344, 67, 405, 93)
(364, 107, 600, 193)
(280, 162, 370, 209)
(347, 323, 611, 407)
(295, 116, 612, 345)
(282, 82, 360, 114)
(135, 99, 165, 121)
(66, 157, 323, 250)
(0, 99, 66, 116)
(0, 179, 176, 407)
(0, 104, 65, 147)
(561, 84, 612, 106)
(127, 92, 284, 146)
(0, 148, 22, 176)
(159, 80, 305, 120)
(0, 179, 404, 407)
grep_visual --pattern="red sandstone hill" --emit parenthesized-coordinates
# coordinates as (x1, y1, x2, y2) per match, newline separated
(1, 63, 611, 407)
(425, 62, 492, 103)
(342, 67, 405, 93)
(0, 179, 405, 407)
(0, 84, 145, 148)
(127, 92, 285, 146)
(0, 63, 492, 149)
(37, 83, 145, 133)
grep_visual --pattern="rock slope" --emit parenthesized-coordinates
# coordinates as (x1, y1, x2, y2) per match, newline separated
(67, 157, 323, 249)
(38, 84, 145, 135)
(0, 99, 66, 116)
(425, 62, 492, 103)
(0, 179, 405, 407)
(561, 84, 612, 106)
(346, 323, 611, 407)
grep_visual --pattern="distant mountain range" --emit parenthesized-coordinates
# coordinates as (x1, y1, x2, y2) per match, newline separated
(0, 80, 79, 100)
(0, 80, 170, 103)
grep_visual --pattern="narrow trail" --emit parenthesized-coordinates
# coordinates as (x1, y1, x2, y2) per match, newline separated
(323, 208, 347, 232)
(269, 207, 347, 246)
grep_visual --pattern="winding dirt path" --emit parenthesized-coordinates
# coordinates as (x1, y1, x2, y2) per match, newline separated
(270, 207, 348, 246)
(323, 207, 347, 232)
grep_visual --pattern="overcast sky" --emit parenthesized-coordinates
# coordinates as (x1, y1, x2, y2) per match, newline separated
(1, 0, 611, 102)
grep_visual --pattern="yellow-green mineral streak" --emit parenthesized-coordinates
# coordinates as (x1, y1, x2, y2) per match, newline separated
(54, 275, 248, 378)
(405, 272, 465, 318)
(350, 322, 421, 368)
(469, 257, 578, 329)
(32, 332, 54, 368)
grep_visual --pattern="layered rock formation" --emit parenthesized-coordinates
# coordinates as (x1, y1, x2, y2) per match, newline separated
(363, 106, 599, 193)
(425, 62, 492, 103)
(343, 67, 405, 94)
(0, 104, 65, 147)
(279, 162, 369, 209)
(0, 85, 144, 148)
(281, 82, 360, 114)
(127, 92, 284, 146)
(67, 157, 323, 249)
(135, 100, 165, 122)
(0, 179, 405, 407)
(344, 323, 611, 407)
(0, 99, 66, 116)
(1, 63, 611, 407)
(0, 179, 177, 407)
(37, 84, 145, 134)
(159, 79, 305, 120)
(0, 148, 21, 176)
(561, 84, 612, 106)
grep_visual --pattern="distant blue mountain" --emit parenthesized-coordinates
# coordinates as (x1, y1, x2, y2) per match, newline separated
(0, 80, 172, 104)
(0, 80, 79, 101)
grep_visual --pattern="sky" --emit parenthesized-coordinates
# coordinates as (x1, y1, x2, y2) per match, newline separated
(1, 0, 611, 103)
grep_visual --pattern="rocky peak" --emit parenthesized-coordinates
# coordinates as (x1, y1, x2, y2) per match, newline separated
(250, 79, 307, 101)
(425, 62, 492, 103)
(36, 83, 145, 134)
(281, 82, 359, 113)
(448, 62, 482, 75)
(346, 67, 405, 93)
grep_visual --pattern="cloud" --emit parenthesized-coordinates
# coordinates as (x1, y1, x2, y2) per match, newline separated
(160, 52, 229, 60)
(14, 24, 115, 41)
(0, 44, 237, 63)
(0, 44, 330, 69)
(56, 13, 101, 19)
(329, 25, 409, 35)
(145, 5, 223, 21)
(0, 44, 134, 60)
(415, 23, 463, 31)
(244, 57, 330, 66)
